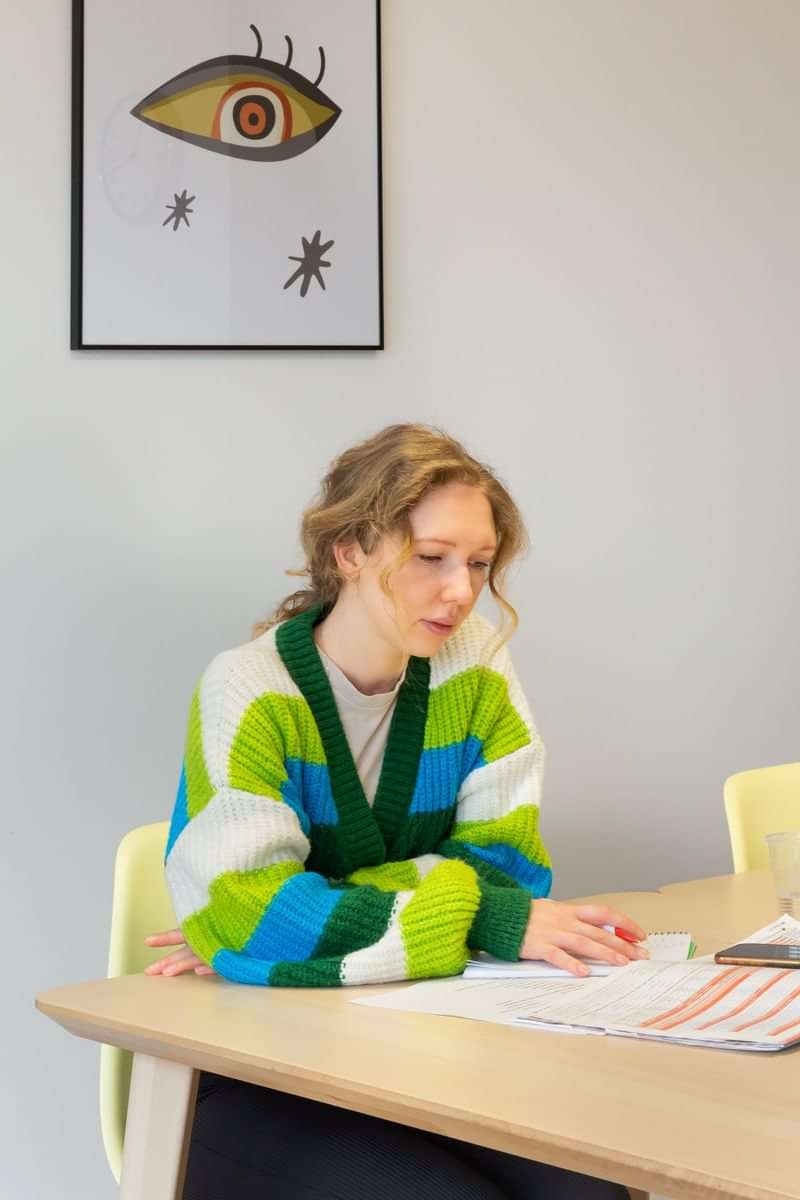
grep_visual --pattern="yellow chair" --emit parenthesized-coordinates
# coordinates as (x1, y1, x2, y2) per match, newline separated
(100, 820, 175, 1183)
(724, 763, 800, 872)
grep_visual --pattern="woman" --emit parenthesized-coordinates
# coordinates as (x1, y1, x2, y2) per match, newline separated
(147, 423, 646, 1199)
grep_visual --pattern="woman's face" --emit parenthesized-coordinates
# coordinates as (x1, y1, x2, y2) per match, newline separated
(348, 482, 498, 657)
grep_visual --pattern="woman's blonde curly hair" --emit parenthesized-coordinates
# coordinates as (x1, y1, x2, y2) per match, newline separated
(253, 423, 530, 656)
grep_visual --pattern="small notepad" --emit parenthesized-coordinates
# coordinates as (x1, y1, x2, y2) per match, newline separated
(463, 930, 695, 979)
(645, 930, 696, 962)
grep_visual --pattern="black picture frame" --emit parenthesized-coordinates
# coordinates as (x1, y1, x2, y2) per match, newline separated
(70, 0, 384, 351)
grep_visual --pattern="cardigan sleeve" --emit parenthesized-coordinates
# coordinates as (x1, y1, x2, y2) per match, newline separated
(163, 658, 481, 988)
(435, 637, 552, 961)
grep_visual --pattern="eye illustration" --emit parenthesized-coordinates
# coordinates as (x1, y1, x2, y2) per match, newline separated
(130, 26, 341, 163)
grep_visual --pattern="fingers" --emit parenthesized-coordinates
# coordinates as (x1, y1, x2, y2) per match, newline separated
(143, 929, 185, 947)
(538, 904, 648, 958)
(144, 946, 203, 976)
(574, 905, 647, 943)
(573, 920, 649, 961)
(554, 930, 630, 966)
(521, 899, 651, 975)
(541, 945, 592, 977)
(531, 934, 625, 976)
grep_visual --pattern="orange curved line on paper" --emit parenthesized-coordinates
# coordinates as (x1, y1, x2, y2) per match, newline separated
(649, 971, 757, 1031)
(694, 970, 791, 1031)
(638, 967, 750, 1029)
(768, 1014, 800, 1036)
(731, 981, 800, 1033)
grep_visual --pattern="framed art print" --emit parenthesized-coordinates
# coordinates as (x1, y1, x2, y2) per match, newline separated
(71, 0, 383, 349)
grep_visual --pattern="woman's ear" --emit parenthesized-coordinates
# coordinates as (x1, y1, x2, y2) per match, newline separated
(332, 537, 365, 582)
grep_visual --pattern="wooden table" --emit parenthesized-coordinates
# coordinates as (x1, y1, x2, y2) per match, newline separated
(36, 871, 799, 1200)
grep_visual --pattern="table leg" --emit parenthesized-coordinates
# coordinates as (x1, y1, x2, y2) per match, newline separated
(119, 1053, 199, 1200)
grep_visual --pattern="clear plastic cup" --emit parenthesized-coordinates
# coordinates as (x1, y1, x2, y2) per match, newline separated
(766, 832, 800, 918)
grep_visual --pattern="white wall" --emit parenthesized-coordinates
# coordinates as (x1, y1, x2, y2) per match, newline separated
(4, 1, 800, 1196)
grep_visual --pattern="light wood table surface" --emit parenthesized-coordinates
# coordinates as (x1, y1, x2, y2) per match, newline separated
(37, 871, 799, 1200)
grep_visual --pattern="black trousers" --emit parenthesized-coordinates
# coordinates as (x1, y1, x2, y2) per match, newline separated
(183, 1072, 630, 1200)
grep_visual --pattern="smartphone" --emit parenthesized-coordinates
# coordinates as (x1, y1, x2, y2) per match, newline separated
(714, 942, 800, 967)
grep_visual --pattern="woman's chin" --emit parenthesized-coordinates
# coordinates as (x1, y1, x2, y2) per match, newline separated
(409, 621, 453, 653)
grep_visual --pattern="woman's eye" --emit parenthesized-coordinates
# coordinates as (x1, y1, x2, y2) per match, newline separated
(130, 28, 341, 163)
(417, 555, 490, 571)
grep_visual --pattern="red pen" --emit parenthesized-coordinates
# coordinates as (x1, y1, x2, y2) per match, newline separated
(604, 924, 642, 943)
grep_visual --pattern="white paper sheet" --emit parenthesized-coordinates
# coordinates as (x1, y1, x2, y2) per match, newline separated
(353, 974, 608, 1029)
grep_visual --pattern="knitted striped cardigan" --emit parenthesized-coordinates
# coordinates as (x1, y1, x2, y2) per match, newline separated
(164, 602, 552, 987)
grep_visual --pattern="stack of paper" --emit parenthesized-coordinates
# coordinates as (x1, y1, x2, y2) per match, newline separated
(353, 917, 800, 1052)
(464, 931, 695, 979)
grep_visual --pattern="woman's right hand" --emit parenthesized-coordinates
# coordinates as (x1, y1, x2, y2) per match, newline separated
(143, 928, 217, 976)
(520, 899, 649, 977)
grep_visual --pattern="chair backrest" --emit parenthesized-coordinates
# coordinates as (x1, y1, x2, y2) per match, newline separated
(100, 821, 175, 1183)
(723, 763, 800, 872)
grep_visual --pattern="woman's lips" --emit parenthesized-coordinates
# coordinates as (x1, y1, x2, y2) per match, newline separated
(422, 619, 453, 635)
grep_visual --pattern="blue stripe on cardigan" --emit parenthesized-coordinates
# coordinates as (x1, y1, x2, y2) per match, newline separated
(467, 843, 552, 896)
(244, 872, 340, 962)
(212, 948, 274, 985)
(165, 764, 189, 861)
(283, 759, 338, 828)
(409, 736, 485, 814)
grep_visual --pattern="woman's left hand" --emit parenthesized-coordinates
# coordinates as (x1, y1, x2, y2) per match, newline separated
(520, 899, 648, 976)
(143, 928, 217, 976)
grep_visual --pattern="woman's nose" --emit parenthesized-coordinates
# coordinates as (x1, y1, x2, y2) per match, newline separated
(442, 565, 473, 603)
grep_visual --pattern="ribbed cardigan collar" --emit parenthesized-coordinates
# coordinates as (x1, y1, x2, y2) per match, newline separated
(275, 602, 431, 870)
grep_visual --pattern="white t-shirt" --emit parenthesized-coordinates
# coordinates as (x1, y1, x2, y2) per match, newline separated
(318, 648, 406, 806)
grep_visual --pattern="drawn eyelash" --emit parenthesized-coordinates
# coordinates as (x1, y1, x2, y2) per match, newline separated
(130, 25, 342, 163)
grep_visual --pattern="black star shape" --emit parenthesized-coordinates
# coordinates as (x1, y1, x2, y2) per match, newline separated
(283, 230, 334, 297)
(163, 189, 195, 231)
